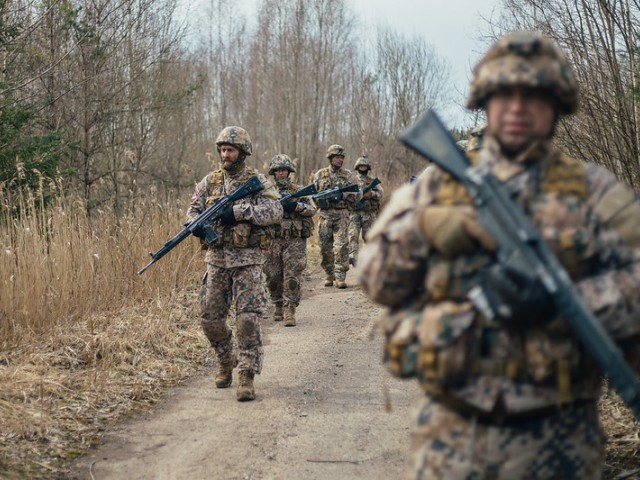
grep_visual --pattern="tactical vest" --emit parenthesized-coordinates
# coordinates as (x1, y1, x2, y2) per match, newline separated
(316, 167, 351, 209)
(206, 168, 273, 249)
(384, 152, 597, 404)
(356, 175, 381, 213)
(275, 184, 314, 239)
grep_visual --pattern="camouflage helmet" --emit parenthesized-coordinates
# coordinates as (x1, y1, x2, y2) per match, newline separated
(354, 155, 372, 171)
(326, 144, 345, 159)
(467, 30, 578, 115)
(215, 126, 252, 156)
(268, 153, 295, 175)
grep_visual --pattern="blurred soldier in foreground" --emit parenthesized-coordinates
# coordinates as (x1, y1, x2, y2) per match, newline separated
(359, 31, 640, 479)
(187, 126, 282, 402)
(348, 155, 383, 267)
(263, 154, 317, 327)
(312, 144, 362, 288)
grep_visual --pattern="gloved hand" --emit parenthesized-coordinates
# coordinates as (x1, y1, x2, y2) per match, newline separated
(282, 201, 298, 213)
(474, 264, 557, 327)
(218, 206, 237, 226)
(418, 205, 496, 258)
(191, 224, 207, 239)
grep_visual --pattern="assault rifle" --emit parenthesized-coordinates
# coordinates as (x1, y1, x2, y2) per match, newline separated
(400, 109, 640, 420)
(355, 177, 381, 210)
(312, 183, 360, 209)
(137, 176, 264, 275)
(280, 183, 318, 205)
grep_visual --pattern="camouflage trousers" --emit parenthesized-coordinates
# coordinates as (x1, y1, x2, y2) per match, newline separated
(409, 398, 603, 480)
(348, 211, 376, 258)
(318, 215, 350, 281)
(263, 236, 308, 307)
(200, 263, 266, 374)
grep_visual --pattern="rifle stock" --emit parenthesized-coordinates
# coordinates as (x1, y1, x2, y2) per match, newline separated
(137, 176, 264, 275)
(400, 109, 640, 420)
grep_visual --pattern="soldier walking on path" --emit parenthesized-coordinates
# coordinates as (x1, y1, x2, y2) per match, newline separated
(359, 31, 640, 479)
(263, 154, 317, 327)
(187, 126, 282, 402)
(348, 155, 383, 267)
(312, 144, 362, 289)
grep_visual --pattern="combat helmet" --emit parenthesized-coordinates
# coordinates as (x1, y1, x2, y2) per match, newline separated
(326, 144, 345, 159)
(467, 30, 578, 115)
(354, 155, 372, 171)
(268, 154, 295, 175)
(215, 126, 252, 156)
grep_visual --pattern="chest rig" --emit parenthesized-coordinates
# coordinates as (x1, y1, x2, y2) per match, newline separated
(316, 167, 351, 209)
(385, 152, 598, 404)
(275, 184, 313, 239)
(206, 168, 272, 249)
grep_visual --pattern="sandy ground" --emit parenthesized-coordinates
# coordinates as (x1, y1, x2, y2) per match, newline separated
(65, 266, 424, 480)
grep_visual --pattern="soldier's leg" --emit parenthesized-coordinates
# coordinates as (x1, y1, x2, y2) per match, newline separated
(201, 264, 235, 387)
(318, 217, 335, 285)
(263, 239, 284, 321)
(333, 215, 350, 287)
(282, 238, 307, 326)
(232, 264, 266, 375)
(348, 213, 363, 266)
(361, 214, 375, 242)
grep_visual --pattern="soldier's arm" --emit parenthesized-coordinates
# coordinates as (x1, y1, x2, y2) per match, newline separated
(296, 196, 317, 217)
(358, 182, 429, 307)
(344, 170, 363, 203)
(576, 165, 640, 340)
(236, 175, 284, 226)
(186, 174, 211, 221)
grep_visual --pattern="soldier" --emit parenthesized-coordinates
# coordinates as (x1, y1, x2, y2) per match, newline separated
(263, 154, 317, 327)
(187, 126, 283, 402)
(312, 144, 362, 289)
(359, 31, 640, 479)
(348, 155, 384, 267)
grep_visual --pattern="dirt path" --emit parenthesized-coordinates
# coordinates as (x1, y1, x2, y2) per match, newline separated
(66, 267, 424, 480)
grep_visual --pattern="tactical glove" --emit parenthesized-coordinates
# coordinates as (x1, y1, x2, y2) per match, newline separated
(219, 206, 238, 226)
(282, 201, 298, 213)
(418, 205, 496, 258)
(474, 264, 557, 327)
(191, 225, 207, 239)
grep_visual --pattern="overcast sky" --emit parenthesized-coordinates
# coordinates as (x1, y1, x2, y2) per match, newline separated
(348, 0, 502, 127)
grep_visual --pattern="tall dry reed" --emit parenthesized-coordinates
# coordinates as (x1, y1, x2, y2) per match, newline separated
(0, 183, 204, 348)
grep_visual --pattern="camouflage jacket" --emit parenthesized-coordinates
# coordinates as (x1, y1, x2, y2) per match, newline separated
(312, 166, 362, 219)
(275, 178, 317, 239)
(359, 135, 640, 414)
(187, 166, 283, 268)
(353, 171, 383, 214)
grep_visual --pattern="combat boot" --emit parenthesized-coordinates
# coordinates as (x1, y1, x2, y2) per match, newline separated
(336, 279, 347, 289)
(324, 275, 334, 287)
(273, 304, 283, 322)
(283, 304, 296, 327)
(237, 370, 255, 401)
(215, 356, 237, 389)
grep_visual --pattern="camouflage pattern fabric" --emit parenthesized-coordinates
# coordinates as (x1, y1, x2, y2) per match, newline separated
(318, 215, 350, 281)
(312, 165, 362, 281)
(410, 399, 602, 480)
(200, 263, 266, 374)
(358, 134, 640, 477)
(264, 178, 316, 308)
(348, 171, 383, 261)
(264, 236, 307, 307)
(188, 165, 282, 375)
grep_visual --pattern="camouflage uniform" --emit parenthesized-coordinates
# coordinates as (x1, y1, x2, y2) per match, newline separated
(348, 156, 384, 266)
(263, 154, 317, 326)
(358, 31, 640, 479)
(187, 126, 282, 401)
(312, 144, 362, 287)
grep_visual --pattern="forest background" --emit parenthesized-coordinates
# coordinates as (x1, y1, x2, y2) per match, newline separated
(1, 0, 640, 477)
